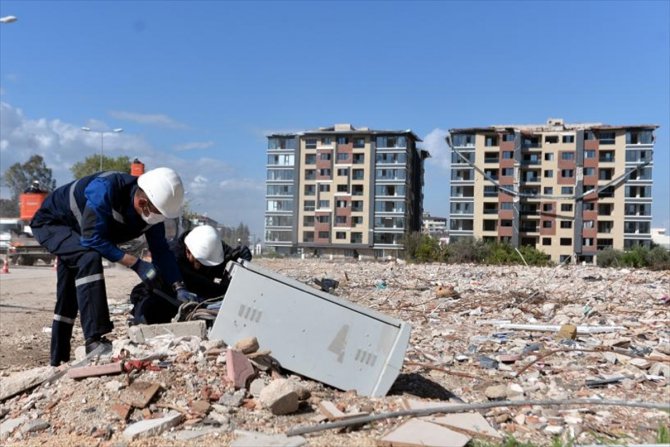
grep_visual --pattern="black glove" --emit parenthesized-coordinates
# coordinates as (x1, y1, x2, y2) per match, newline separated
(130, 259, 158, 287)
(231, 245, 252, 262)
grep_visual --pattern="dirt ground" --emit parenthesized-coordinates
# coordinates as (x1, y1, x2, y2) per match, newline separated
(0, 259, 668, 446)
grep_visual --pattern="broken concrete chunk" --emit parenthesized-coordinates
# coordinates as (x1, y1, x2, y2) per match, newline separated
(120, 381, 161, 408)
(128, 320, 207, 344)
(0, 366, 56, 401)
(122, 410, 183, 440)
(430, 413, 501, 439)
(226, 348, 255, 389)
(649, 362, 670, 377)
(0, 415, 28, 440)
(231, 430, 306, 447)
(318, 400, 369, 421)
(234, 336, 259, 354)
(259, 379, 300, 415)
(21, 418, 49, 434)
(249, 378, 267, 398)
(484, 384, 508, 400)
(629, 358, 651, 370)
(378, 418, 471, 447)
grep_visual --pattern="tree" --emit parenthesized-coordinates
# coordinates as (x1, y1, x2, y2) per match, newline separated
(3, 155, 56, 200)
(0, 198, 19, 217)
(71, 155, 131, 179)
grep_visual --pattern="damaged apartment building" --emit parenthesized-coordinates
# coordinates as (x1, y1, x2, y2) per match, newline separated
(448, 118, 658, 264)
(265, 124, 429, 258)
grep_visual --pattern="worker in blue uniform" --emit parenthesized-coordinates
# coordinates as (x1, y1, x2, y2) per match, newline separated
(31, 167, 198, 366)
(130, 225, 253, 324)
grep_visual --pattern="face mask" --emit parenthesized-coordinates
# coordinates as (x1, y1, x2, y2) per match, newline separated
(141, 210, 166, 225)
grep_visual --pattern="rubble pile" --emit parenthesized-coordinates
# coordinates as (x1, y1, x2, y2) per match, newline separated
(0, 259, 668, 446)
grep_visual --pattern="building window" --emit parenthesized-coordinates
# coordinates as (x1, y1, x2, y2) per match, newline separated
(560, 152, 575, 161)
(353, 154, 365, 164)
(318, 200, 330, 209)
(351, 201, 363, 212)
(542, 220, 552, 228)
(542, 237, 552, 246)
(560, 238, 572, 246)
(303, 216, 314, 227)
(337, 136, 349, 145)
(336, 232, 347, 240)
(485, 135, 499, 147)
(318, 231, 329, 239)
(302, 231, 314, 242)
(502, 151, 513, 159)
(336, 152, 349, 161)
(353, 138, 365, 148)
(317, 215, 330, 224)
(561, 169, 574, 178)
(318, 184, 330, 192)
(305, 139, 317, 149)
(585, 150, 596, 159)
(352, 216, 363, 226)
(501, 202, 513, 210)
(351, 232, 363, 243)
(304, 200, 315, 211)
(599, 132, 615, 145)
(560, 220, 572, 229)
(304, 185, 315, 195)
(584, 167, 595, 176)
(337, 184, 348, 193)
(583, 220, 594, 229)
(352, 169, 364, 180)
(305, 154, 316, 164)
(545, 136, 558, 144)
(500, 220, 513, 227)
(336, 200, 348, 208)
(544, 187, 554, 195)
(319, 168, 331, 177)
(561, 204, 573, 212)
(502, 168, 514, 177)
(544, 170, 553, 178)
(562, 135, 575, 143)
(322, 137, 332, 145)
(503, 133, 515, 142)
(626, 130, 653, 144)
(337, 168, 349, 176)
(320, 153, 332, 161)
(335, 216, 347, 224)
(544, 153, 554, 161)
(542, 203, 553, 212)
(561, 186, 574, 195)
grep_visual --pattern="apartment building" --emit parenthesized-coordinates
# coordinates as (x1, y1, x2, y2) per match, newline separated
(265, 124, 429, 258)
(448, 118, 658, 264)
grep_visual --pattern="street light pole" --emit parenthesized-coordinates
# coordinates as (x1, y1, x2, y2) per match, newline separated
(81, 127, 123, 171)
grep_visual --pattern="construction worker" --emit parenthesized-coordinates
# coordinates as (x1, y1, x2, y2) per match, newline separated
(130, 224, 252, 324)
(30, 167, 198, 366)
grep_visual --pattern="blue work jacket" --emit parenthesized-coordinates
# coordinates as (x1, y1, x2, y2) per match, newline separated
(31, 171, 182, 284)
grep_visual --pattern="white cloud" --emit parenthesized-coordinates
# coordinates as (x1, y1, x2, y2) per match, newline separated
(174, 141, 215, 152)
(422, 128, 450, 170)
(0, 101, 265, 237)
(108, 110, 188, 129)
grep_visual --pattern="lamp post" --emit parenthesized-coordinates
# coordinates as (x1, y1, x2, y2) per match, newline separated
(81, 127, 123, 171)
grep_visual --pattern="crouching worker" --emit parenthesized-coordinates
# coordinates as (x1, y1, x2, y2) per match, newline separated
(130, 225, 253, 325)
(31, 167, 198, 366)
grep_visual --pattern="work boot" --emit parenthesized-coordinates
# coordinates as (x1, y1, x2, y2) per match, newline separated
(85, 336, 113, 356)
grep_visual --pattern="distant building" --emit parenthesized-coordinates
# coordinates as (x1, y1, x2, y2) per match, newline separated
(651, 228, 670, 250)
(265, 124, 429, 258)
(448, 118, 658, 264)
(422, 213, 448, 237)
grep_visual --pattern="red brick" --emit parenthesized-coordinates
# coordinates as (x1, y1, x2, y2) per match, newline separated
(226, 348, 255, 389)
(67, 362, 123, 379)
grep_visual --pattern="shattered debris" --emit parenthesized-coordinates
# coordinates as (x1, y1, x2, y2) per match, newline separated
(0, 258, 668, 445)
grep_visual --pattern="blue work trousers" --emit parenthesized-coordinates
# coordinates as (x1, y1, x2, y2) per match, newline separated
(32, 225, 113, 366)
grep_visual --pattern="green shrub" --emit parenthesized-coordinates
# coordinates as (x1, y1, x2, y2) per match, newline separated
(596, 248, 622, 267)
(597, 246, 670, 270)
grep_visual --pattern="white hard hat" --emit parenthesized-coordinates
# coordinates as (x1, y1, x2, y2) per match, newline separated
(184, 225, 224, 266)
(137, 167, 184, 218)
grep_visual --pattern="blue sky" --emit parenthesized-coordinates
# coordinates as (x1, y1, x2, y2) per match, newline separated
(1, 1, 668, 240)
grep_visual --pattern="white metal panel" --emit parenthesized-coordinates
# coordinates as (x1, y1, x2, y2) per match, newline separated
(209, 261, 411, 397)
